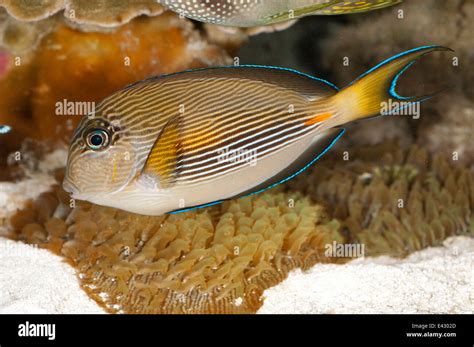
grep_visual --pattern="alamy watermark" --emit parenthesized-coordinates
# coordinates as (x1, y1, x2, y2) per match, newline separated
(380, 99, 420, 119)
(217, 147, 258, 167)
(55, 99, 95, 116)
(325, 241, 365, 258)
(18, 321, 55, 341)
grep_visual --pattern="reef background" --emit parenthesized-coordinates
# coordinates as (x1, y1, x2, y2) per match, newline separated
(0, 0, 473, 314)
(239, 0, 473, 165)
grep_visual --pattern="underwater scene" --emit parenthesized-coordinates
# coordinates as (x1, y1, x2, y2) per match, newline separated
(0, 0, 472, 320)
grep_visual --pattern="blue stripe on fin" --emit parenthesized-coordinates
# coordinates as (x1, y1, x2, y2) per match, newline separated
(168, 199, 224, 214)
(347, 45, 444, 87)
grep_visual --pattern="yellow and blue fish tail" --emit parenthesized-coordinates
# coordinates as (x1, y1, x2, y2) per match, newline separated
(330, 45, 453, 124)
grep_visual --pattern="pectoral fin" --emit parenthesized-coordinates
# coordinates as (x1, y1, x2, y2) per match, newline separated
(142, 114, 183, 188)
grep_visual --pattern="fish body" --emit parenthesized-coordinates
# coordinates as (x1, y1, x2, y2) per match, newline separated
(64, 46, 450, 216)
(159, 0, 401, 27)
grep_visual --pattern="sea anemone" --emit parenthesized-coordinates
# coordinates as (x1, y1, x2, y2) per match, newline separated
(287, 141, 474, 257)
(5, 141, 473, 313)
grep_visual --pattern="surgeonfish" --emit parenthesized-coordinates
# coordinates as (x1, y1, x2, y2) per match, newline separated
(63, 45, 451, 216)
(159, 0, 401, 27)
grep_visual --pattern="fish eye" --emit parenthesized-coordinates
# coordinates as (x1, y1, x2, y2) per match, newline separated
(85, 128, 110, 151)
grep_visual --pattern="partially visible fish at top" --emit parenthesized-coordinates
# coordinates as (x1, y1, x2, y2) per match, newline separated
(159, 0, 402, 27)
(63, 46, 452, 216)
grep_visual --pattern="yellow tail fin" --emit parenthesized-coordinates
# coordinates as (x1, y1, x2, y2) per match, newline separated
(331, 45, 452, 125)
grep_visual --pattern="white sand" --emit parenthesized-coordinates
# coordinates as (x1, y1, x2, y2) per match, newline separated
(0, 235, 471, 314)
(0, 148, 105, 313)
(0, 149, 472, 314)
(259, 236, 474, 314)
(0, 149, 67, 220)
(0, 238, 104, 313)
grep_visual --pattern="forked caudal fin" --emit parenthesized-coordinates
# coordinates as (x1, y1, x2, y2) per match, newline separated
(330, 45, 453, 125)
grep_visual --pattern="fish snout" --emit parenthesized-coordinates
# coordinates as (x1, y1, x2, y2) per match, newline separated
(62, 178, 79, 196)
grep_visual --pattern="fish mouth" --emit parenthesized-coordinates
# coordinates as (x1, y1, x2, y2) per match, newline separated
(62, 178, 79, 196)
(62, 178, 107, 202)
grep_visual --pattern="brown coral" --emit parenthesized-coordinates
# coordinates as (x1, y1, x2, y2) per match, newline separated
(6, 141, 474, 313)
(286, 141, 474, 257)
(9, 183, 342, 314)
(0, 8, 58, 54)
(0, 12, 232, 174)
(0, 0, 164, 27)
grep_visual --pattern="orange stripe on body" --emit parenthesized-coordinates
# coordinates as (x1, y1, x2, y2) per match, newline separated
(304, 112, 332, 126)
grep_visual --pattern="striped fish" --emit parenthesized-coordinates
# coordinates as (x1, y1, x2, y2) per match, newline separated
(159, 0, 401, 27)
(63, 46, 450, 216)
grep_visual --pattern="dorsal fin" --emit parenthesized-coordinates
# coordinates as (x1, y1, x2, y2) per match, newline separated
(142, 114, 183, 188)
(139, 66, 339, 100)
